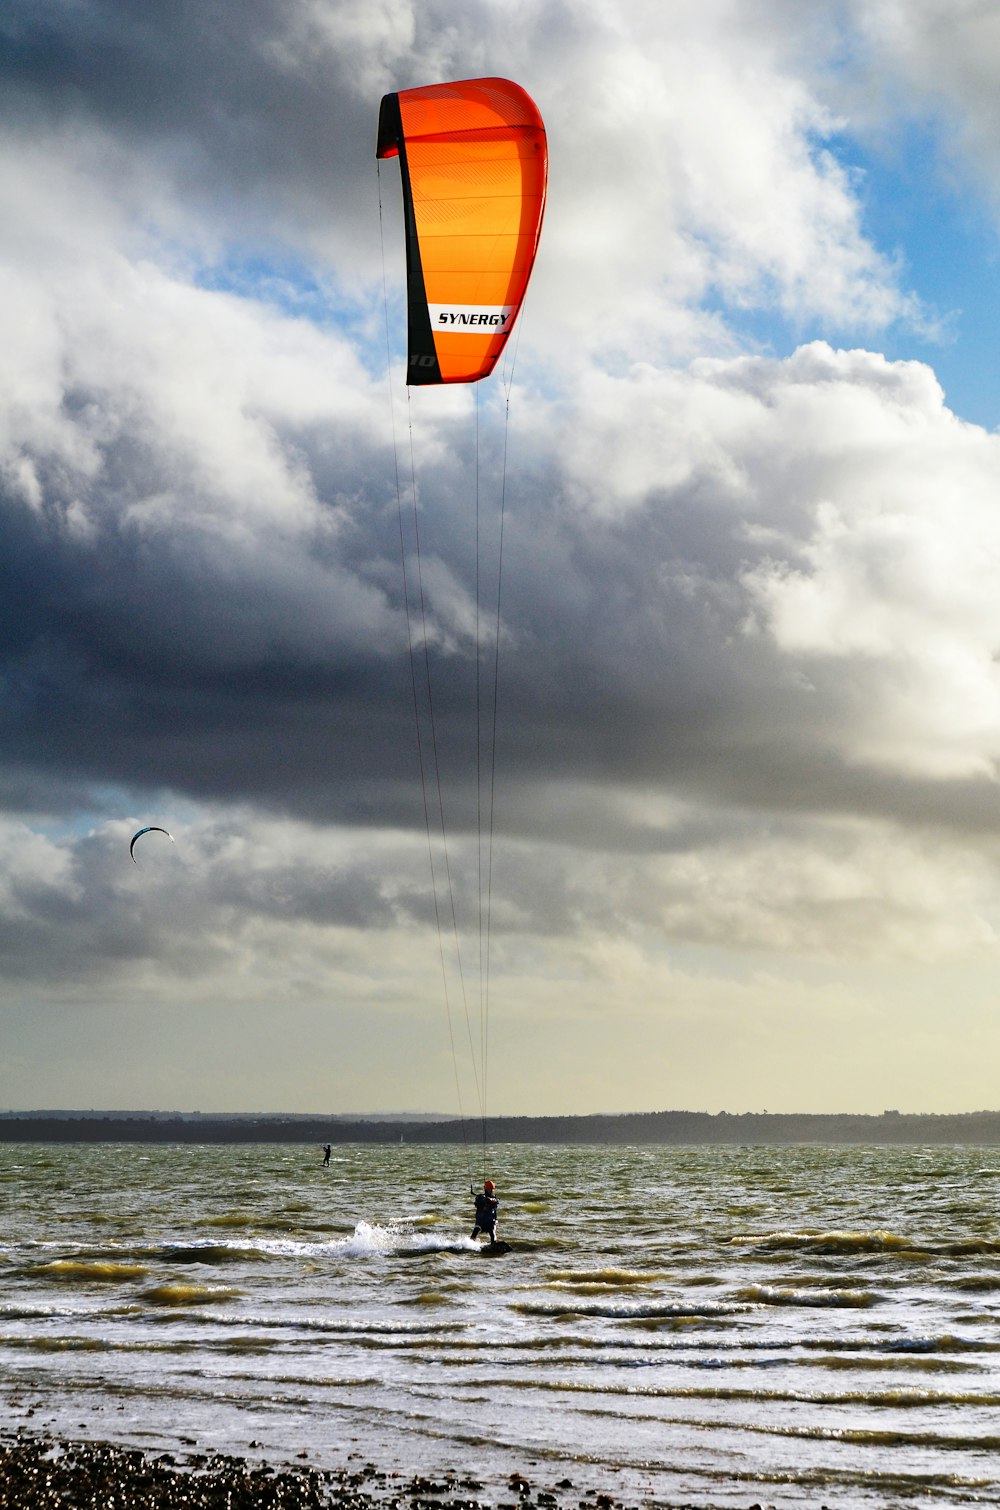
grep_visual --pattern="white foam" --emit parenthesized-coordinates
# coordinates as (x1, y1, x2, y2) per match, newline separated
(245, 1224, 481, 1260)
(399, 1233, 481, 1255)
(338, 1220, 399, 1257)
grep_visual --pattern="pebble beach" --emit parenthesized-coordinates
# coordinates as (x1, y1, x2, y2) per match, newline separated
(0, 1432, 759, 1510)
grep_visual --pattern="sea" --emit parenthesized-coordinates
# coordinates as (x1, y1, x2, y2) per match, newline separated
(2, 1139, 1000, 1508)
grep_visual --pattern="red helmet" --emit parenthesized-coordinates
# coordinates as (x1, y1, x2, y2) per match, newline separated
(484, 1180, 495, 1192)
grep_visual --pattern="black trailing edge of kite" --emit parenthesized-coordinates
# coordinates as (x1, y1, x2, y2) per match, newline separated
(377, 92, 442, 387)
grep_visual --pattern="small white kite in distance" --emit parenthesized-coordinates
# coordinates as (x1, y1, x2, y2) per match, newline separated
(130, 826, 174, 863)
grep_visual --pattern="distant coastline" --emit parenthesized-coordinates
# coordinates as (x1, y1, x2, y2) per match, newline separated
(3, 1108, 1000, 1144)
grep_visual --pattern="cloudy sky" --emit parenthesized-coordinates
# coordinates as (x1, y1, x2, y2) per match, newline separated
(5, 0, 1000, 1117)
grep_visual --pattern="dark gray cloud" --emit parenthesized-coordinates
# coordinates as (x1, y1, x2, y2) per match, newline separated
(0, 0, 376, 260)
(3, 323, 1000, 852)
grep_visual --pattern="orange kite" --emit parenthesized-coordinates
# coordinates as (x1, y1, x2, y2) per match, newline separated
(377, 77, 548, 385)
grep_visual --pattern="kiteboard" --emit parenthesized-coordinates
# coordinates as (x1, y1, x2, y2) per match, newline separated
(479, 1240, 511, 1257)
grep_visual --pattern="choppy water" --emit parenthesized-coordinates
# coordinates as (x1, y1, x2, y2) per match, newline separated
(2, 1140, 1000, 1507)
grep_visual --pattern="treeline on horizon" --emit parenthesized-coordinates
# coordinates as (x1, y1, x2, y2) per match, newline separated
(3, 1109, 1000, 1144)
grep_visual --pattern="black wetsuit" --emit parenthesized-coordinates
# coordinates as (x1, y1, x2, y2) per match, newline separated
(471, 1190, 499, 1242)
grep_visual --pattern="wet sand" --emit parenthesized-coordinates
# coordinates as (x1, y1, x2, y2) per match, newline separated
(0, 1431, 770, 1510)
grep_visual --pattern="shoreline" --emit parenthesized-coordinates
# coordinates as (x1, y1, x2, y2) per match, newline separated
(4, 1108, 1000, 1145)
(0, 1429, 736, 1510)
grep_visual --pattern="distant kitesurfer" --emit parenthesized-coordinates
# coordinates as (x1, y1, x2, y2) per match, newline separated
(322, 1144, 331, 1167)
(471, 1180, 498, 1243)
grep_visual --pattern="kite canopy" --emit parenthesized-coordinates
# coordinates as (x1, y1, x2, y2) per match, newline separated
(130, 826, 173, 863)
(377, 76, 547, 385)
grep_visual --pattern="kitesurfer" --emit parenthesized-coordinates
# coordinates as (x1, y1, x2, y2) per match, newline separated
(322, 1144, 331, 1167)
(471, 1179, 499, 1243)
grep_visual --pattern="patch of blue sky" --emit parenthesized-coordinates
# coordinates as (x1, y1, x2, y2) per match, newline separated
(194, 250, 400, 378)
(30, 785, 201, 846)
(840, 116, 1000, 430)
(710, 116, 1000, 431)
